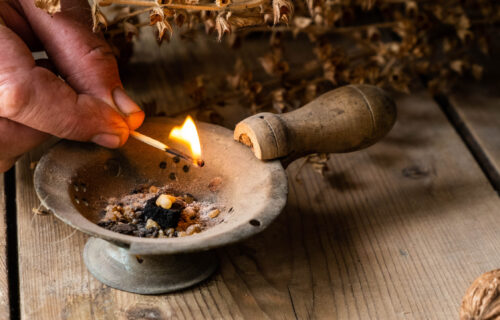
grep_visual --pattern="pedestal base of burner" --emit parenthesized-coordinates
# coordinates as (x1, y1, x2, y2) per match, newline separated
(83, 237, 218, 294)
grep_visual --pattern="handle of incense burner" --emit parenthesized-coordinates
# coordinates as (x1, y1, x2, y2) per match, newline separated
(233, 84, 397, 165)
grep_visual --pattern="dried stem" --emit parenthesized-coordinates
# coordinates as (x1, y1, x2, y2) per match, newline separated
(241, 21, 399, 34)
(100, 0, 265, 11)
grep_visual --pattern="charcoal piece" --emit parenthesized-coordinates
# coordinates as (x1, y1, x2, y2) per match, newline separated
(134, 227, 148, 237)
(98, 220, 114, 228)
(143, 196, 181, 229)
(111, 223, 137, 235)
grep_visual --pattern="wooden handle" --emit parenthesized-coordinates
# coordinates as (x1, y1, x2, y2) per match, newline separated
(233, 84, 397, 162)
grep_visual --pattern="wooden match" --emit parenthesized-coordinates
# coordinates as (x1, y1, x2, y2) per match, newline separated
(129, 131, 205, 167)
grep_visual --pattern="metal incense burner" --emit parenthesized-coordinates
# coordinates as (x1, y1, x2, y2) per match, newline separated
(34, 85, 396, 294)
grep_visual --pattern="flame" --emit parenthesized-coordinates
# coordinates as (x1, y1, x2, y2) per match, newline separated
(168, 116, 202, 160)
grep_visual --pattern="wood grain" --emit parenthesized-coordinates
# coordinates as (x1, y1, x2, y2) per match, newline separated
(447, 81, 500, 189)
(15, 34, 500, 319)
(0, 174, 10, 319)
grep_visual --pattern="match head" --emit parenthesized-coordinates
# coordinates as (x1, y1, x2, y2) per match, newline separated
(196, 159, 205, 167)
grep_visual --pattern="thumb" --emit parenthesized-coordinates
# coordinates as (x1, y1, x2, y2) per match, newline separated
(18, 0, 144, 130)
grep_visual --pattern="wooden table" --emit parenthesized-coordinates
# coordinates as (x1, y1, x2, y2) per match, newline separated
(1, 34, 499, 320)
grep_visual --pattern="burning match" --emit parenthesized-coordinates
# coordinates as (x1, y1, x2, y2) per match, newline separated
(129, 116, 205, 167)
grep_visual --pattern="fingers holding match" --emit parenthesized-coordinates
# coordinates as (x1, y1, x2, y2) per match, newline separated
(0, 25, 130, 148)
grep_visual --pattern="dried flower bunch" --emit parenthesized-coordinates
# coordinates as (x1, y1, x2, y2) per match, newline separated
(36, 0, 499, 96)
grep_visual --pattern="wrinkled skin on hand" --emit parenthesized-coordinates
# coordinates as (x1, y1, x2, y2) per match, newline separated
(0, 0, 145, 172)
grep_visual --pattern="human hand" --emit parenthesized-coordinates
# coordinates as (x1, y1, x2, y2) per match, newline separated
(0, 0, 145, 172)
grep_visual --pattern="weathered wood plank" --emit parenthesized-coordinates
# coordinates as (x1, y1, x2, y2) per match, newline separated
(0, 174, 10, 319)
(15, 33, 500, 319)
(447, 81, 500, 189)
(214, 92, 500, 320)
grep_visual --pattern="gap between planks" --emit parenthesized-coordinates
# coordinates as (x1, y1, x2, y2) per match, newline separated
(0, 173, 11, 320)
(435, 93, 500, 194)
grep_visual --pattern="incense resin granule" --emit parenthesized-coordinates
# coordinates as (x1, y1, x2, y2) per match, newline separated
(97, 185, 221, 238)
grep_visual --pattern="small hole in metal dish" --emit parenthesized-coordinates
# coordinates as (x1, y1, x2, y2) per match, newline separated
(249, 219, 260, 227)
(183, 165, 189, 173)
(259, 116, 264, 119)
(169, 173, 176, 180)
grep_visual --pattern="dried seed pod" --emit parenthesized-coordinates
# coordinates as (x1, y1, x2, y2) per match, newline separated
(263, 13, 273, 24)
(272, 88, 287, 113)
(174, 10, 187, 27)
(293, 16, 312, 30)
(405, 1, 418, 17)
(450, 60, 466, 75)
(272, 0, 294, 25)
(163, 8, 175, 18)
(460, 269, 500, 320)
(259, 54, 275, 75)
(91, 1, 108, 32)
(366, 26, 380, 42)
(150, 6, 173, 41)
(457, 29, 473, 44)
(35, 0, 60, 15)
(471, 64, 483, 80)
(215, 12, 231, 41)
(203, 18, 215, 34)
(304, 83, 317, 103)
(122, 22, 138, 42)
(359, 0, 375, 11)
(215, 0, 232, 7)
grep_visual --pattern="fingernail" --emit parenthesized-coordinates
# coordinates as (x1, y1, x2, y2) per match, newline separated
(91, 134, 121, 148)
(112, 87, 141, 115)
(126, 111, 146, 131)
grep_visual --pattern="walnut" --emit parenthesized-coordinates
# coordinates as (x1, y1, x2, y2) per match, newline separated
(460, 269, 500, 320)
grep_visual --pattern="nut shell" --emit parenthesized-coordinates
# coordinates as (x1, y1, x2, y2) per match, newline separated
(460, 269, 500, 320)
